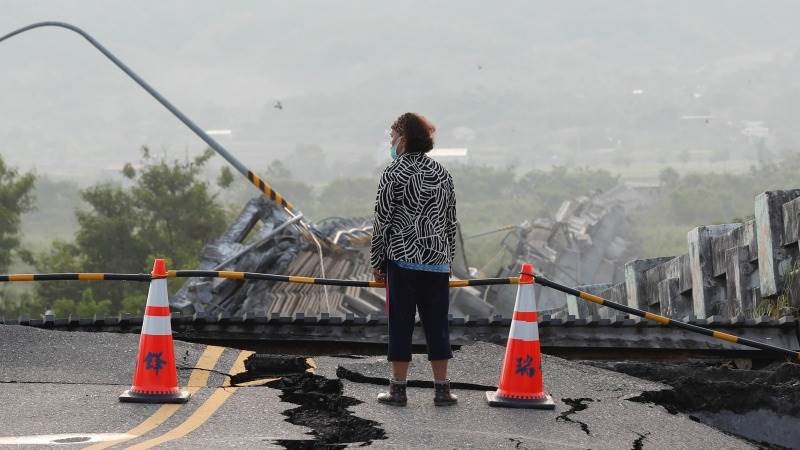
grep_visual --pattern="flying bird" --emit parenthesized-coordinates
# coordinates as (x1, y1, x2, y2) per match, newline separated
(274, 100, 283, 110)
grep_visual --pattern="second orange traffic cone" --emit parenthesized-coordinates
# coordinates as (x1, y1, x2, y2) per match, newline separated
(119, 259, 190, 403)
(486, 263, 555, 409)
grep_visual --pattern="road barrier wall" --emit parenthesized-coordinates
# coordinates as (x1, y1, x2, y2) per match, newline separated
(562, 189, 800, 322)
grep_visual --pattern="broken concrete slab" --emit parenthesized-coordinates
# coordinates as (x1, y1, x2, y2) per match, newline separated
(176, 185, 648, 321)
(591, 360, 800, 449)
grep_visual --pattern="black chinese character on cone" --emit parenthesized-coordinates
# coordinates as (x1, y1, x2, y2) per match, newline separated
(144, 351, 166, 376)
(515, 355, 535, 378)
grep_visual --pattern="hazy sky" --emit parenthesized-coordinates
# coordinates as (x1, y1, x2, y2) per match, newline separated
(2, 1, 799, 182)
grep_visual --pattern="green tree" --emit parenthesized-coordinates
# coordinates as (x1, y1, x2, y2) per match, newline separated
(51, 290, 111, 317)
(0, 290, 43, 318)
(32, 241, 87, 307)
(75, 289, 112, 317)
(35, 147, 228, 312)
(121, 293, 146, 315)
(76, 184, 149, 272)
(126, 148, 227, 267)
(0, 155, 35, 272)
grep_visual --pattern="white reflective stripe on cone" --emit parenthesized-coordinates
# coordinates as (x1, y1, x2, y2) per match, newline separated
(508, 320, 539, 341)
(141, 316, 173, 335)
(514, 284, 537, 312)
(146, 279, 169, 307)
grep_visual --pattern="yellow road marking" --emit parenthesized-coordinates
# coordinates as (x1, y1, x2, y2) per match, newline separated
(186, 346, 226, 387)
(83, 345, 225, 450)
(125, 350, 254, 449)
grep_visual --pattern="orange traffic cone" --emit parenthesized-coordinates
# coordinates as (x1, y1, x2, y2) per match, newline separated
(486, 263, 555, 409)
(119, 259, 190, 403)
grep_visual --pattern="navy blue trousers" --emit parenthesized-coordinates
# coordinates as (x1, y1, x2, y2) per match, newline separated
(386, 261, 453, 361)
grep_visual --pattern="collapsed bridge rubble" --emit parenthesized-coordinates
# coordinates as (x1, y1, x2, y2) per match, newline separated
(162, 183, 800, 357)
(170, 182, 651, 319)
(6, 182, 799, 356)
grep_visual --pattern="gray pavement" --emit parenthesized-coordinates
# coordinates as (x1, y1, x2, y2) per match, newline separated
(317, 342, 754, 449)
(0, 325, 754, 449)
(0, 326, 309, 449)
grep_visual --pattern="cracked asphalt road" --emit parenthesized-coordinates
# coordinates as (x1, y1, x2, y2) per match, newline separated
(0, 325, 754, 449)
(0, 326, 310, 449)
(316, 342, 755, 449)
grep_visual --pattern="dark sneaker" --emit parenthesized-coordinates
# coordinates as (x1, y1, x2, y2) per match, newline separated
(377, 379, 407, 406)
(434, 379, 458, 406)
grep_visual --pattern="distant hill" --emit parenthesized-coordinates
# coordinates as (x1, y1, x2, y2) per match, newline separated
(1, 1, 799, 182)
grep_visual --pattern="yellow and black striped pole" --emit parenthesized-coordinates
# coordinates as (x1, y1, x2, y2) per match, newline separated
(3, 268, 799, 360)
(0, 270, 521, 289)
(168, 270, 521, 288)
(245, 171, 292, 211)
(0, 273, 151, 282)
(533, 274, 800, 362)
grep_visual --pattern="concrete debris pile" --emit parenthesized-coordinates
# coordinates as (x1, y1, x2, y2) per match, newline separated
(171, 184, 650, 318)
(169, 194, 384, 316)
(485, 184, 650, 316)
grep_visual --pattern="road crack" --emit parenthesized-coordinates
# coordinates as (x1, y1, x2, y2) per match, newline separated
(555, 397, 595, 435)
(631, 431, 649, 450)
(507, 437, 530, 449)
(266, 372, 387, 449)
(336, 365, 496, 391)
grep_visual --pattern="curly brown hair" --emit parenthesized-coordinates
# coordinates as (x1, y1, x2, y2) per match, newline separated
(391, 112, 436, 154)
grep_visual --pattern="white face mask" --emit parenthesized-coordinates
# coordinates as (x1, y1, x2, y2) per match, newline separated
(389, 135, 402, 160)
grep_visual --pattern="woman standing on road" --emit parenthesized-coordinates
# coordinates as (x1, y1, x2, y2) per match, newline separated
(370, 112, 458, 407)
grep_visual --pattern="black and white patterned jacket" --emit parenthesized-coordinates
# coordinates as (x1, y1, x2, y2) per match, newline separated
(370, 152, 457, 269)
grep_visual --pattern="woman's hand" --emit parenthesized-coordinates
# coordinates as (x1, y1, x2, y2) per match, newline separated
(372, 268, 386, 282)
